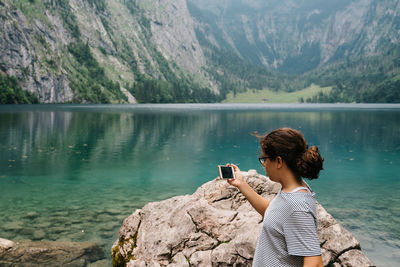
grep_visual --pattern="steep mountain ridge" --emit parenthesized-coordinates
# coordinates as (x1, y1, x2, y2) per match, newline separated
(1, 0, 399, 103)
(0, 0, 214, 103)
(188, 0, 400, 74)
(136, 0, 205, 74)
(1, 1, 75, 102)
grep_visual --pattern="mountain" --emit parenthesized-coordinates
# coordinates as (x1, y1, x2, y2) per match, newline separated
(188, 0, 400, 74)
(188, 0, 400, 103)
(0, 0, 218, 103)
(1, 0, 399, 103)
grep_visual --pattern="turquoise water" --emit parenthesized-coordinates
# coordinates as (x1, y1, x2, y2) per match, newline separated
(0, 104, 399, 266)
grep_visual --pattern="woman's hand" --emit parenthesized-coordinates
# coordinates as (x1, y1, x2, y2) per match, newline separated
(226, 163, 270, 217)
(227, 163, 246, 189)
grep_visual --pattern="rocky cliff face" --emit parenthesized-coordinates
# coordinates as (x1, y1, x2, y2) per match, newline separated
(136, 0, 205, 74)
(112, 170, 374, 267)
(0, 2, 75, 103)
(0, 0, 210, 103)
(188, 0, 400, 73)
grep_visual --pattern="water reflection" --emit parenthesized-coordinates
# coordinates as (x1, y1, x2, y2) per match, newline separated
(1, 108, 399, 178)
(0, 105, 399, 265)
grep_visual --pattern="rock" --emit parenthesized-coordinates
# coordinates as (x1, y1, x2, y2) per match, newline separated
(32, 229, 46, 240)
(0, 1, 75, 103)
(211, 242, 238, 266)
(319, 223, 360, 256)
(53, 211, 69, 217)
(25, 211, 39, 219)
(168, 252, 189, 267)
(316, 204, 336, 231)
(2, 221, 24, 231)
(88, 259, 110, 267)
(0, 238, 105, 266)
(127, 259, 161, 267)
(321, 248, 334, 266)
(337, 249, 375, 267)
(50, 226, 66, 234)
(20, 228, 34, 236)
(189, 250, 211, 266)
(141, 0, 205, 73)
(120, 87, 137, 104)
(112, 170, 374, 266)
(0, 238, 14, 251)
(35, 221, 51, 228)
(103, 209, 120, 216)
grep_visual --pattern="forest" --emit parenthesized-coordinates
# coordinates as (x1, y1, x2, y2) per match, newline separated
(305, 44, 400, 103)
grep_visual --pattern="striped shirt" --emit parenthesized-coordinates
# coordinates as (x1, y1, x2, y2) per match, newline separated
(252, 185, 321, 267)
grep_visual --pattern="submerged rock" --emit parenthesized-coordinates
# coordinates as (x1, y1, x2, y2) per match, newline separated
(0, 238, 14, 251)
(112, 170, 374, 267)
(0, 239, 105, 266)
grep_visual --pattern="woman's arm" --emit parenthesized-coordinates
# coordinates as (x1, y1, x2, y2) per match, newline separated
(227, 164, 270, 217)
(303, 255, 323, 267)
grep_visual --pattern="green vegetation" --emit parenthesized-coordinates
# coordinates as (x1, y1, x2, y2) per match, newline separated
(305, 44, 400, 103)
(35, 34, 50, 50)
(223, 84, 331, 103)
(111, 221, 141, 267)
(67, 41, 126, 103)
(0, 74, 39, 104)
(218, 41, 400, 104)
(14, 0, 50, 25)
(194, 27, 312, 102)
(85, 0, 106, 13)
(43, 0, 80, 39)
(279, 43, 321, 74)
(130, 77, 220, 103)
(363, 78, 400, 103)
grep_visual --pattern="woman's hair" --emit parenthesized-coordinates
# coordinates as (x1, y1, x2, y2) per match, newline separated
(258, 128, 324, 180)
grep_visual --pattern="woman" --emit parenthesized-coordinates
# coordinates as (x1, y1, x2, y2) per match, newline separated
(227, 128, 324, 267)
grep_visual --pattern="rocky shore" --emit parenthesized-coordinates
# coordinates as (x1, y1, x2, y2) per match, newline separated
(0, 238, 106, 266)
(112, 170, 375, 267)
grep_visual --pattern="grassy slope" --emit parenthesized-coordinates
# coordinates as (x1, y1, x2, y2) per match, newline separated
(223, 84, 332, 103)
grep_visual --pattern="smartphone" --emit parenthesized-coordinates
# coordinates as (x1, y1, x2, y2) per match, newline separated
(218, 165, 235, 179)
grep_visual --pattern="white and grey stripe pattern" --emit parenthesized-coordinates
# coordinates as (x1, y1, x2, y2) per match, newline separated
(252, 184, 321, 267)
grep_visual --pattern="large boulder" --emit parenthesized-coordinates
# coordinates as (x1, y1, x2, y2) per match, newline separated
(112, 170, 374, 267)
(0, 238, 105, 266)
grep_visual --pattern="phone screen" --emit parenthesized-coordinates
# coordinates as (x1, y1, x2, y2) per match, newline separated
(219, 166, 234, 179)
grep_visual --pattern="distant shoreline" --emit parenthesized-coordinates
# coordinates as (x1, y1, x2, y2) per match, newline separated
(1, 103, 400, 111)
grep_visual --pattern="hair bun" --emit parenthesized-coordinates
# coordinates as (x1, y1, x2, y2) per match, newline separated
(296, 146, 324, 179)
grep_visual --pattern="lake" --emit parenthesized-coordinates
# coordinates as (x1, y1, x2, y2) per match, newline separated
(0, 104, 399, 266)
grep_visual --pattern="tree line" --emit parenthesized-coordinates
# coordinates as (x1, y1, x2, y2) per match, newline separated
(304, 44, 400, 103)
(0, 74, 39, 104)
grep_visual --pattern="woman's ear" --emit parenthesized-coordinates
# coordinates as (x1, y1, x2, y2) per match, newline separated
(276, 156, 283, 169)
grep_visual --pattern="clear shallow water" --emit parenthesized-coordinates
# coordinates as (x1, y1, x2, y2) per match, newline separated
(0, 104, 399, 266)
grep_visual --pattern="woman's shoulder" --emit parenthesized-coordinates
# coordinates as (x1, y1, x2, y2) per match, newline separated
(281, 192, 317, 213)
